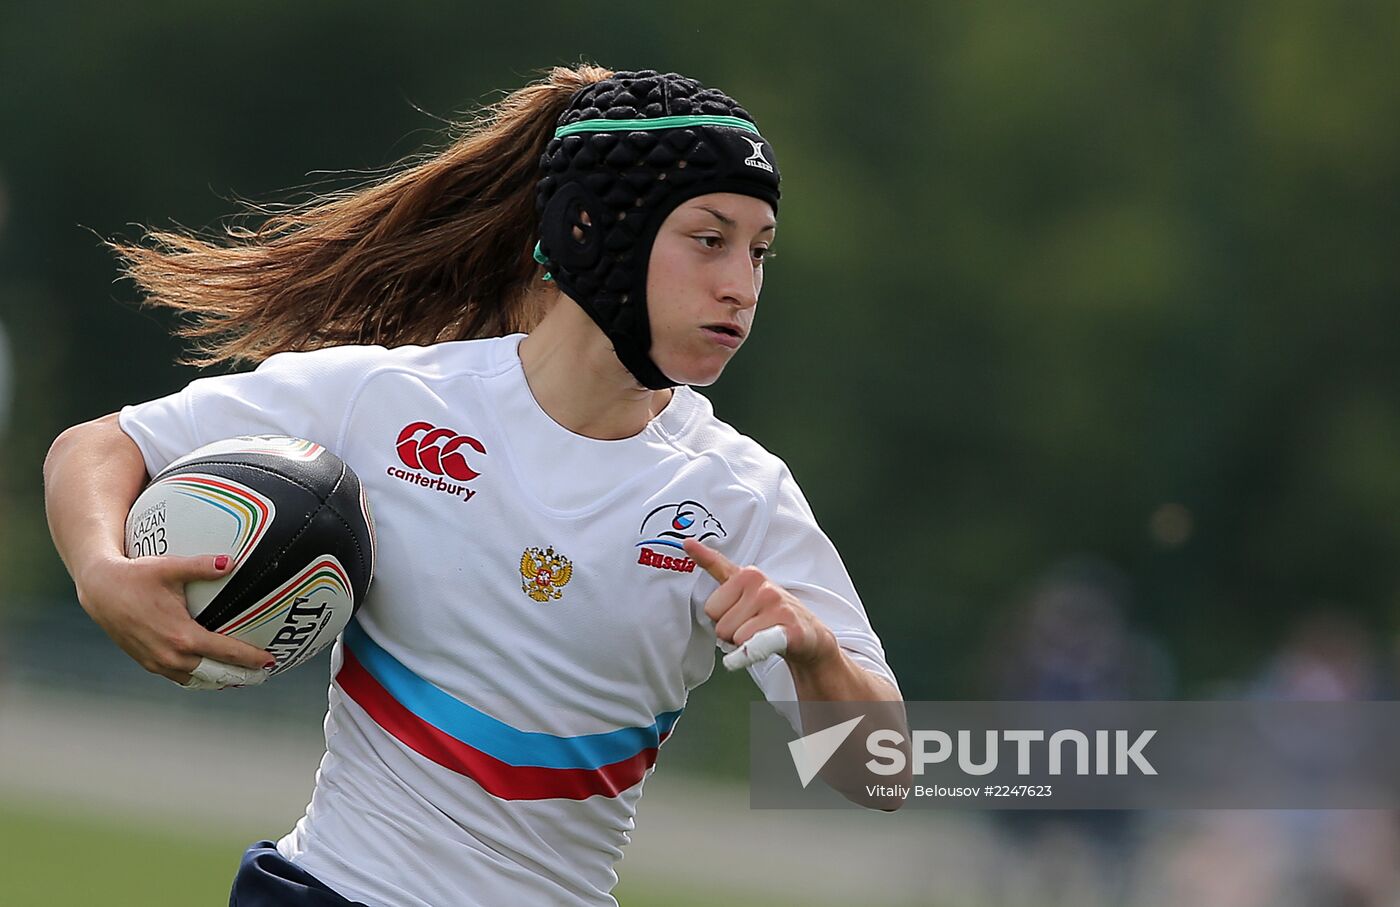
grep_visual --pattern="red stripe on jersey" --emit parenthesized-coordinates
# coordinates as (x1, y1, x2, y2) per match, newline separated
(336, 647, 665, 800)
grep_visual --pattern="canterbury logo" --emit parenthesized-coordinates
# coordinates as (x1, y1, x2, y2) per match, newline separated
(395, 422, 486, 482)
(742, 137, 773, 173)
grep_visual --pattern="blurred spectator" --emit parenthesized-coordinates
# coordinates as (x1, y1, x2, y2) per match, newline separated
(981, 557, 1174, 907)
(990, 557, 1174, 702)
(1149, 612, 1400, 907)
(1255, 611, 1381, 702)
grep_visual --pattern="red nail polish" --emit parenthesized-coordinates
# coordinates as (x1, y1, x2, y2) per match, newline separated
(263, 658, 277, 670)
(215, 555, 230, 571)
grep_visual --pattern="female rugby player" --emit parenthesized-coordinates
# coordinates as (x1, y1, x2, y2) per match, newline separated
(45, 66, 903, 905)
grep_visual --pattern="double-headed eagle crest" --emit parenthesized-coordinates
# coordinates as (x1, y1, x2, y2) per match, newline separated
(520, 546, 573, 602)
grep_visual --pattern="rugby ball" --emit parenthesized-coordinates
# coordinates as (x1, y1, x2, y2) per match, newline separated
(124, 435, 375, 677)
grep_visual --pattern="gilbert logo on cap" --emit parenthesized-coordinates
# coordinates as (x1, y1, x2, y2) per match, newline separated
(742, 137, 774, 173)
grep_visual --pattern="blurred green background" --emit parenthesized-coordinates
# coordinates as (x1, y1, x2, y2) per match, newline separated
(3, 1, 1399, 905)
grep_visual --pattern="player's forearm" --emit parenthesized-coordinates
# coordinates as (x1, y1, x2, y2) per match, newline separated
(789, 642, 901, 704)
(791, 641, 912, 809)
(44, 413, 149, 593)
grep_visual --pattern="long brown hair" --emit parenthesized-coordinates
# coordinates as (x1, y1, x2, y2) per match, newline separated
(109, 64, 612, 366)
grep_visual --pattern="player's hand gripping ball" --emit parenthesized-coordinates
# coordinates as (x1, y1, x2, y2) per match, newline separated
(124, 436, 375, 686)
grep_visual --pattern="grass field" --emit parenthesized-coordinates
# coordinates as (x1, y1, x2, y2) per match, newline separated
(1, 801, 244, 907)
(0, 800, 775, 907)
(1, 690, 924, 906)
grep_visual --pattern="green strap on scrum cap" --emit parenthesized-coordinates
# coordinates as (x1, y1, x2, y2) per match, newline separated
(532, 240, 551, 281)
(554, 114, 760, 138)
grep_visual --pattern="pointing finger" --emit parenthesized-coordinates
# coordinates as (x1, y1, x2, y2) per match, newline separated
(683, 538, 737, 584)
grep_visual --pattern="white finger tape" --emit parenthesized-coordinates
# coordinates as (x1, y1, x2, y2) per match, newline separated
(180, 658, 270, 691)
(722, 626, 789, 672)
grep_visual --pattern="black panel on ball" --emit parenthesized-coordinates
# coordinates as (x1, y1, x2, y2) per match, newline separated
(152, 449, 374, 632)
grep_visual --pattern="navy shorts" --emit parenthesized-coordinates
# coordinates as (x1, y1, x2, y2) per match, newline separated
(229, 841, 367, 906)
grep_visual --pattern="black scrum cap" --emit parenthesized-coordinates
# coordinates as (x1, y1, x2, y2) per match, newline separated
(535, 70, 781, 390)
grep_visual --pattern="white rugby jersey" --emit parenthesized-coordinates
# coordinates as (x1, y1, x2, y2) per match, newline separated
(119, 335, 897, 907)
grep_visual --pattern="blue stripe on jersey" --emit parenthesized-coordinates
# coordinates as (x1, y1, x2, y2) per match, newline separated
(344, 619, 683, 770)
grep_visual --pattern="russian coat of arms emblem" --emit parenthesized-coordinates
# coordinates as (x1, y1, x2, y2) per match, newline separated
(519, 546, 574, 602)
